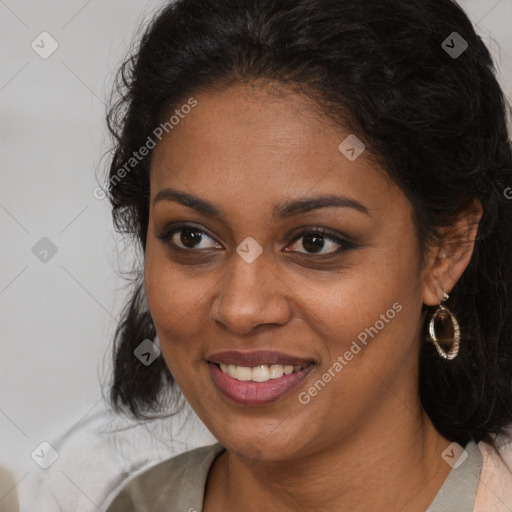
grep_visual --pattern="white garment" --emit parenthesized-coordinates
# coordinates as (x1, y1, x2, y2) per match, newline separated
(22, 402, 215, 512)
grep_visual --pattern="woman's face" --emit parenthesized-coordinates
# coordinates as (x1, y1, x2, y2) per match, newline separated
(145, 82, 430, 462)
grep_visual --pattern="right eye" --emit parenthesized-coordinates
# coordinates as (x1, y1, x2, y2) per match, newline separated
(155, 223, 223, 251)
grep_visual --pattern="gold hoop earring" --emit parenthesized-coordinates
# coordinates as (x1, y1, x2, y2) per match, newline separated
(428, 292, 460, 360)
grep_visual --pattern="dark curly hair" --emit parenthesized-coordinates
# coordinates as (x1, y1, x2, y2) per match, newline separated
(105, 0, 512, 447)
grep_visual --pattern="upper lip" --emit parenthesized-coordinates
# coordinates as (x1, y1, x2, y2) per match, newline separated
(207, 350, 314, 367)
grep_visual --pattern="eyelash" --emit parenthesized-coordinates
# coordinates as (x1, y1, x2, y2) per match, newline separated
(154, 222, 355, 257)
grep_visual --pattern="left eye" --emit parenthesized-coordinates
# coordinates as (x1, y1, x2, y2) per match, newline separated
(287, 230, 347, 255)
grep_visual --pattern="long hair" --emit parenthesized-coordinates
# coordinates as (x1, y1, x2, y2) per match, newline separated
(105, 0, 512, 446)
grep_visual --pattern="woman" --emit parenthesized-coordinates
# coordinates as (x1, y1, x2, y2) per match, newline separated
(103, 0, 512, 510)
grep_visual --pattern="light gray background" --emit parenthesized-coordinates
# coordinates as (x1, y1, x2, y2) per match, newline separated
(1, 0, 511, 510)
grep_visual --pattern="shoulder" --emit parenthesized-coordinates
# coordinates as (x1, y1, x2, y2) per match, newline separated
(103, 442, 225, 512)
(474, 432, 512, 511)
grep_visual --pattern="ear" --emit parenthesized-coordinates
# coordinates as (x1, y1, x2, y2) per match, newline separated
(422, 199, 483, 306)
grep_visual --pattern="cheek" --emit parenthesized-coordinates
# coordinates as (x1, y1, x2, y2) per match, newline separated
(143, 242, 210, 375)
(300, 228, 423, 384)
(144, 237, 209, 324)
(315, 240, 419, 334)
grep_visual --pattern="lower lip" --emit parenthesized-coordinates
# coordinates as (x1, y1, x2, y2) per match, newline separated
(208, 362, 314, 406)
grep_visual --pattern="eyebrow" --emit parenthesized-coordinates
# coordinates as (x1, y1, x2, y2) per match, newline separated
(153, 188, 370, 219)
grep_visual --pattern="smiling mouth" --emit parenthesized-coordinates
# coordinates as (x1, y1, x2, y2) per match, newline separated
(215, 363, 309, 382)
(207, 350, 316, 404)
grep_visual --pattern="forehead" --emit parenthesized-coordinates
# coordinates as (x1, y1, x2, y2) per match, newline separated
(149, 82, 402, 218)
(152, 82, 334, 169)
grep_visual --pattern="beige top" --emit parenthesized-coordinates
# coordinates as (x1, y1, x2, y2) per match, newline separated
(103, 440, 498, 511)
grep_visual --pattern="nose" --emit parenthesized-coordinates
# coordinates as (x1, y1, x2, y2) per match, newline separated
(210, 251, 293, 335)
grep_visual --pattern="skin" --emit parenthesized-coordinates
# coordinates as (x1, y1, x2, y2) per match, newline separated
(144, 80, 482, 511)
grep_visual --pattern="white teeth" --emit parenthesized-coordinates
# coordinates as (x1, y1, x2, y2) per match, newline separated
(218, 363, 305, 382)
(251, 365, 270, 382)
(269, 364, 284, 379)
(236, 366, 252, 381)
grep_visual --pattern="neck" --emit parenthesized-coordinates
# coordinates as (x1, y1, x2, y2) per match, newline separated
(204, 396, 452, 512)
